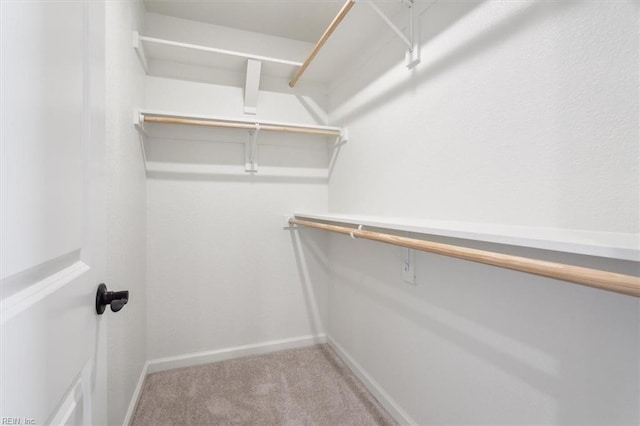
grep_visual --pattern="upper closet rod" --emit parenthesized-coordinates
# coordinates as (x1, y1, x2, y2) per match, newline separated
(290, 218, 640, 298)
(289, 0, 356, 88)
(142, 114, 342, 137)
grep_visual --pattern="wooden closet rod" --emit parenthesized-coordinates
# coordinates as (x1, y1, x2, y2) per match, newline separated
(143, 115, 342, 137)
(289, 0, 356, 88)
(290, 218, 640, 298)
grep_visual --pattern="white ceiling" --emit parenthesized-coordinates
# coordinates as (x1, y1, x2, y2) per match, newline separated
(143, 0, 348, 43)
(142, 0, 416, 85)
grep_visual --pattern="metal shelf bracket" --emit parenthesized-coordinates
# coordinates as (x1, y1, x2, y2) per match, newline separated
(133, 110, 148, 171)
(245, 124, 260, 173)
(362, 0, 420, 69)
(132, 31, 149, 73)
(402, 247, 416, 284)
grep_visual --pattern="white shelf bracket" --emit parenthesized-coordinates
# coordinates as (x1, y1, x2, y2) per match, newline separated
(405, 0, 420, 68)
(402, 247, 416, 284)
(132, 31, 149, 73)
(244, 59, 262, 115)
(133, 110, 147, 135)
(338, 128, 349, 145)
(282, 214, 295, 229)
(133, 110, 148, 171)
(362, 0, 420, 69)
(330, 127, 348, 157)
(245, 123, 260, 173)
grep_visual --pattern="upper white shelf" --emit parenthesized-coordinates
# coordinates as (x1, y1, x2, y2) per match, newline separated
(133, 32, 303, 79)
(293, 212, 640, 261)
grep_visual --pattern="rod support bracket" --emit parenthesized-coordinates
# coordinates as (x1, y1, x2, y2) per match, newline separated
(133, 110, 147, 135)
(350, 224, 364, 239)
(283, 215, 296, 229)
(338, 128, 349, 145)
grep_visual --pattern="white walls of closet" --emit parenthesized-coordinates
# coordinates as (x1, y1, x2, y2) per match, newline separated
(143, 14, 329, 362)
(324, 0, 639, 424)
(106, 1, 639, 424)
(105, 2, 147, 425)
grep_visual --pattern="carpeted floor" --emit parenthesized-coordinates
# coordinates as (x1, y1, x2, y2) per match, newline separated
(131, 344, 397, 425)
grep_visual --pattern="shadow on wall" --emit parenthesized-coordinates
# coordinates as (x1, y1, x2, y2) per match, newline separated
(331, 0, 576, 124)
(289, 227, 331, 337)
(329, 0, 483, 111)
(324, 232, 638, 424)
(295, 94, 329, 125)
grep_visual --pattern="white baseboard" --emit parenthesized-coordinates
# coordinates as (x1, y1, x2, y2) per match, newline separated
(146, 334, 327, 374)
(328, 337, 417, 426)
(122, 360, 149, 426)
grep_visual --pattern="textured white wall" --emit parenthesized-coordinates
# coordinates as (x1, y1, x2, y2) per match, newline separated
(324, 234, 639, 424)
(143, 16, 330, 360)
(146, 179, 328, 359)
(128, 2, 638, 423)
(326, 0, 639, 424)
(330, 0, 638, 233)
(105, 2, 147, 424)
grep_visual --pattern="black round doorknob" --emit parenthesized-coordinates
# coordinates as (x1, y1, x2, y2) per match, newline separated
(96, 283, 129, 315)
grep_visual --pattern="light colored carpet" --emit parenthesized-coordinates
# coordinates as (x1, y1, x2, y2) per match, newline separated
(131, 344, 397, 425)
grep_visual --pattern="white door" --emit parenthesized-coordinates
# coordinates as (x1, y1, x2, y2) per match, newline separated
(1, 0, 108, 424)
